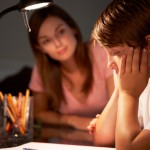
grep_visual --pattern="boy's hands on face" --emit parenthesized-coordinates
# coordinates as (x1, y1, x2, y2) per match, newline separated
(118, 47, 149, 99)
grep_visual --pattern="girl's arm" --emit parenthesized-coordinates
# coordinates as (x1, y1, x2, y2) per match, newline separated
(33, 92, 93, 131)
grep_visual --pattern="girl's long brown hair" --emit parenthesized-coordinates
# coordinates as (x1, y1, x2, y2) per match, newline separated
(28, 4, 93, 111)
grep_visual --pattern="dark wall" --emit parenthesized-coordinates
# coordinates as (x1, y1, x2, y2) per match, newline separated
(0, 0, 111, 80)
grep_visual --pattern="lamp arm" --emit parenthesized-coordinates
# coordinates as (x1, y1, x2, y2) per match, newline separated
(0, 4, 18, 19)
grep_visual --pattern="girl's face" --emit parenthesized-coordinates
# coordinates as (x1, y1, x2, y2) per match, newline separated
(37, 16, 77, 62)
(104, 44, 131, 74)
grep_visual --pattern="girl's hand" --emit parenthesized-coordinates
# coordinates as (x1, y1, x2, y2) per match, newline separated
(118, 47, 149, 98)
(87, 114, 100, 134)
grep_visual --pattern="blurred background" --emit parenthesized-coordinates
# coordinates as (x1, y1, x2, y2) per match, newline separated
(0, 0, 111, 81)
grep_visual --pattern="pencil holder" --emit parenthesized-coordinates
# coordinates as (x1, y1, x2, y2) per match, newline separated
(0, 90, 33, 148)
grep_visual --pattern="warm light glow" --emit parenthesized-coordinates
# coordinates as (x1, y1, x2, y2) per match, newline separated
(24, 2, 50, 10)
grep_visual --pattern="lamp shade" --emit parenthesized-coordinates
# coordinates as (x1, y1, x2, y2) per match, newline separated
(0, 0, 53, 19)
(18, 0, 53, 11)
(0, 0, 53, 31)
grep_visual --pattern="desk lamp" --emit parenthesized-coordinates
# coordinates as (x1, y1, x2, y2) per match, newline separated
(0, 0, 53, 31)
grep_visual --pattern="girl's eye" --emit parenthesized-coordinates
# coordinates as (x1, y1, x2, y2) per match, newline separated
(42, 39, 52, 45)
(57, 28, 65, 36)
(59, 28, 65, 34)
(55, 28, 66, 39)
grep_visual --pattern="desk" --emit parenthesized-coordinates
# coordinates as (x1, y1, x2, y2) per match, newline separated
(0, 124, 114, 149)
(0, 125, 116, 150)
(34, 125, 94, 146)
(1, 142, 116, 150)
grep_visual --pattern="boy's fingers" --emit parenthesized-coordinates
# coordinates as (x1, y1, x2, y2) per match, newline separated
(132, 47, 140, 72)
(148, 50, 150, 77)
(147, 49, 150, 76)
(140, 49, 148, 73)
(119, 55, 126, 75)
(126, 47, 134, 73)
(96, 114, 100, 118)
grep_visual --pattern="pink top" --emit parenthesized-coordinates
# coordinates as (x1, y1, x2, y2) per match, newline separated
(29, 44, 113, 117)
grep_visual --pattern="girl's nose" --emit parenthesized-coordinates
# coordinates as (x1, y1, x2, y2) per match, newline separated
(53, 38, 61, 47)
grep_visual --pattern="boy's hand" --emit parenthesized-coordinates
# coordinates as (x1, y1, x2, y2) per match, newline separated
(87, 114, 100, 134)
(119, 48, 149, 98)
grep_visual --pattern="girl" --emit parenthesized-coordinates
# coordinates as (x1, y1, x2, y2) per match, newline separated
(28, 4, 114, 131)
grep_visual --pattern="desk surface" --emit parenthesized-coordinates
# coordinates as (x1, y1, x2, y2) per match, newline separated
(34, 125, 94, 146)
(1, 142, 116, 150)
(0, 125, 116, 149)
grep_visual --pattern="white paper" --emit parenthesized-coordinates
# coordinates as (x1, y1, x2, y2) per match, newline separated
(0, 142, 116, 150)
